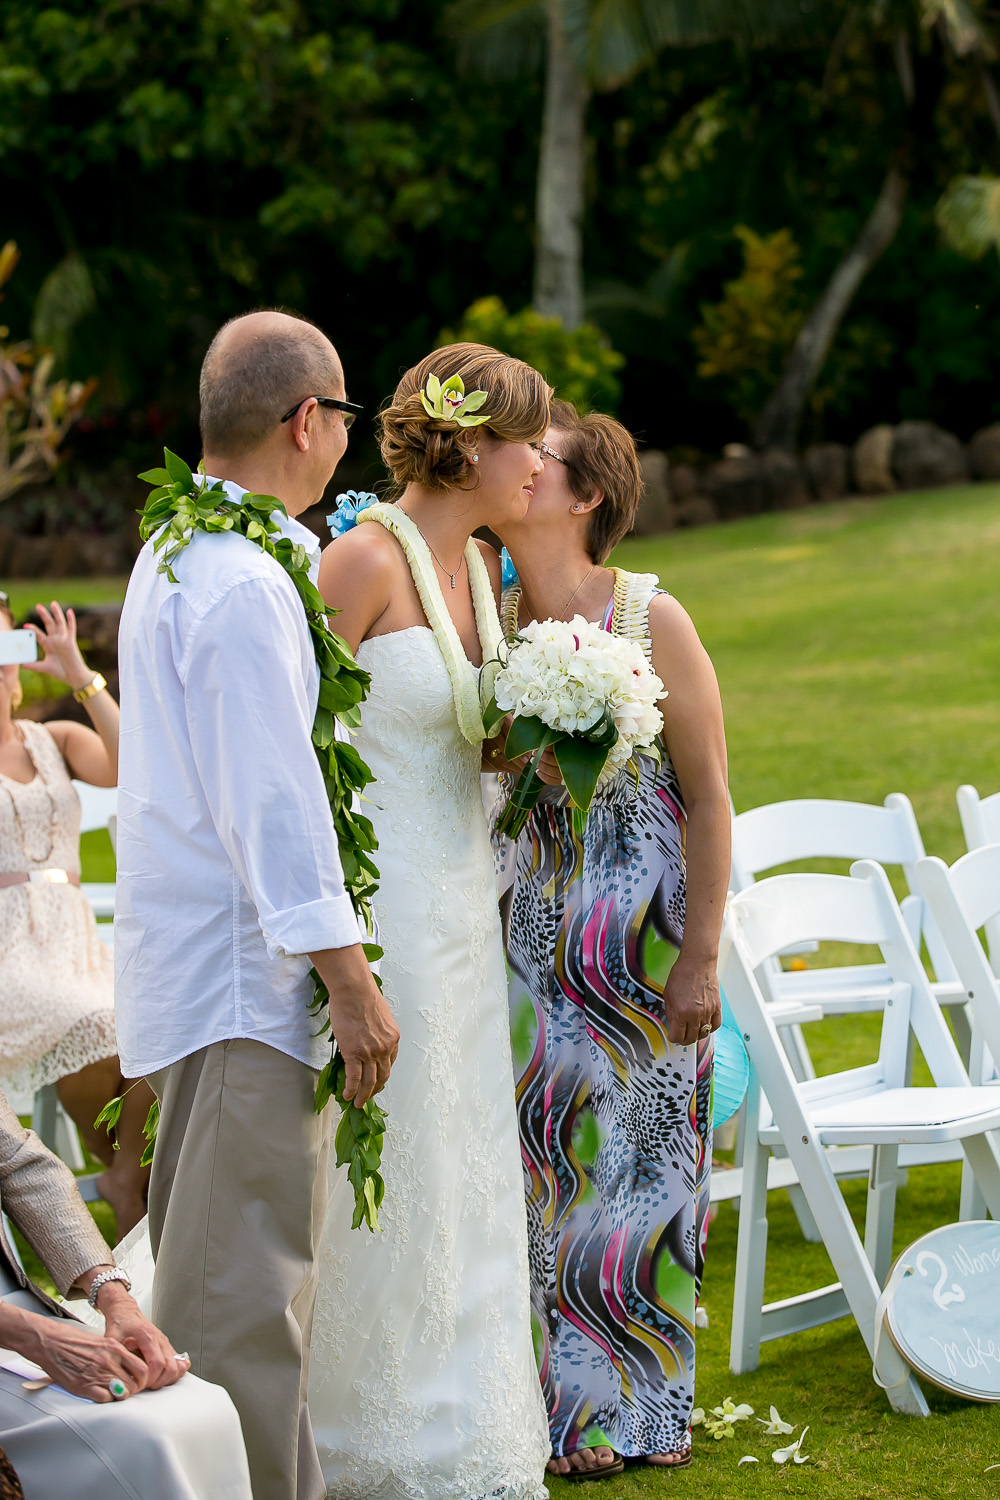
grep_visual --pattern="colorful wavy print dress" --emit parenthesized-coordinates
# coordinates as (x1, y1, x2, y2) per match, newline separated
(493, 569, 713, 1460)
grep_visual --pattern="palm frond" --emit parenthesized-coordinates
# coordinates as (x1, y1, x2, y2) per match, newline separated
(448, 0, 545, 78)
(31, 254, 96, 364)
(936, 174, 1000, 258)
(922, 0, 995, 61)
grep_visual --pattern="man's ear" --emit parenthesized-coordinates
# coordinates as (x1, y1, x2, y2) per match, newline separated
(289, 398, 318, 453)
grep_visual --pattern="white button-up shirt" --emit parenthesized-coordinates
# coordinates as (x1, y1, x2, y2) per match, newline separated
(114, 482, 360, 1078)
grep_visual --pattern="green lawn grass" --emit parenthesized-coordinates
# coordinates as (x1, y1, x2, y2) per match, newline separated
(7, 486, 1000, 1493)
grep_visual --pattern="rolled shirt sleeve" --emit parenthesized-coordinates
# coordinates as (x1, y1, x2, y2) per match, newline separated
(181, 574, 361, 959)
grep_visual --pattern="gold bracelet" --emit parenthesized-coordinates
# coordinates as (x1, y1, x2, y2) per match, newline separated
(73, 672, 107, 703)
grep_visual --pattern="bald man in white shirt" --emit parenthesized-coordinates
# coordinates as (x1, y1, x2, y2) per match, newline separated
(115, 311, 399, 1500)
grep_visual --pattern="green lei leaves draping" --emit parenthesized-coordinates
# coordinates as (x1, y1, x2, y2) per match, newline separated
(100, 449, 388, 1231)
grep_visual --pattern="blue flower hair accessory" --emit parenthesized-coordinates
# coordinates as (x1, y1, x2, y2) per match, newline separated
(500, 547, 518, 588)
(327, 491, 380, 536)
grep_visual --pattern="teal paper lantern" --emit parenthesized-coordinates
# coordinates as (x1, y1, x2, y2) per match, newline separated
(712, 989, 749, 1127)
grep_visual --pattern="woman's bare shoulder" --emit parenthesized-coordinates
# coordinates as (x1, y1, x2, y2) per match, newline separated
(648, 590, 701, 650)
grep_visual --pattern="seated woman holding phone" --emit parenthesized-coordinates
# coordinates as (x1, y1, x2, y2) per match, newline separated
(0, 591, 151, 1237)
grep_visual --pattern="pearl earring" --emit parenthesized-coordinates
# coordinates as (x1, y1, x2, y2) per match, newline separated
(470, 454, 479, 463)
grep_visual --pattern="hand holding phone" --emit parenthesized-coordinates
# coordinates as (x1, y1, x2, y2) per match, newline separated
(0, 629, 38, 666)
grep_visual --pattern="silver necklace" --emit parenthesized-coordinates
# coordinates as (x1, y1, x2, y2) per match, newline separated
(411, 523, 465, 589)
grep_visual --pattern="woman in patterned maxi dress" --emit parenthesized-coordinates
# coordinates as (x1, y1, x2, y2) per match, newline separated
(488, 404, 731, 1475)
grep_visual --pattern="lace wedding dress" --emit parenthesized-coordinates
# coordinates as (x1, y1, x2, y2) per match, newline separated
(309, 509, 549, 1500)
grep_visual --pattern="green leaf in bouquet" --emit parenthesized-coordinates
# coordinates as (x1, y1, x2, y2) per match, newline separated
(583, 707, 619, 750)
(553, 735, 611, 819)
(137, 467, 172, 486)
(495, 726, 560, 841)
(481, 692, 506, 742)
(504, 713, 552, 760)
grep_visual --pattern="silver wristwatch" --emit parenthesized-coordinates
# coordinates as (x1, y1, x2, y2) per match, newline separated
(87, 1267, 132, 1308)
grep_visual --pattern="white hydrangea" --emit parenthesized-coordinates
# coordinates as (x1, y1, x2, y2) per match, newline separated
(494, 614, 665, 777)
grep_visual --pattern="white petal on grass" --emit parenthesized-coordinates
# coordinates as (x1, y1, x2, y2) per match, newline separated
(757, 1405, 795, 1436)
(738, 1456, 760, 1466)
(772, 1426, 810, 1465)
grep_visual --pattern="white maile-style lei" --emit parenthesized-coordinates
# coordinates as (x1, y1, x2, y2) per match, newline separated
(355, 502, 503, 745)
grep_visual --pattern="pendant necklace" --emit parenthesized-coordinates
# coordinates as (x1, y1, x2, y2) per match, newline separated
(412, 523, 465, 590)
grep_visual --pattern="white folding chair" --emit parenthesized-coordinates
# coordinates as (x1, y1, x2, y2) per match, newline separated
(720, 859, 1000, 1416)
(956, 786, 1000, 961)
(73, 779, 116, 940)
(915, 843, 1000, 1217)
(957, 784, 1000, 850)
(731, 794, 965, 1056)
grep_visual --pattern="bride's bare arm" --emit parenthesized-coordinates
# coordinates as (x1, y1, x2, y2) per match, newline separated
(318, 527, 397, 652)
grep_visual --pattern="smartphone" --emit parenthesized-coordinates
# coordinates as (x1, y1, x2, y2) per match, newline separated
(0, 629, 38, 665)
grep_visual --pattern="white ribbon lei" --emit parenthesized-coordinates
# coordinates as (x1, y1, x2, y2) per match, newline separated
(357, 502, 503, 745)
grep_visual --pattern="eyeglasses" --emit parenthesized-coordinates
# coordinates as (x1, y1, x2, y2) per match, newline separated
(280, 396, 363, 429)
(538, 441, 567, 465)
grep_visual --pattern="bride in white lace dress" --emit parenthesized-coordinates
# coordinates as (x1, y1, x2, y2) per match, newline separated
(313, 344, 552, 1500)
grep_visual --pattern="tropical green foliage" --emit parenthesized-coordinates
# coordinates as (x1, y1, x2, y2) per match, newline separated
(0, 241, 95, 503)
(442, 297, 624, 413)
(693, 227, 804, 424)
(3, 0, 1000, 502)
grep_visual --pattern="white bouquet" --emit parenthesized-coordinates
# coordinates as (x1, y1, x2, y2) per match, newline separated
(486, 615, 665, 839)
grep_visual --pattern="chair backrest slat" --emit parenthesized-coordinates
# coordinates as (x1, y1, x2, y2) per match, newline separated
(957, 785, 1000, 851)
(731, 794, 925, 889)
(73, 781, 117, 836)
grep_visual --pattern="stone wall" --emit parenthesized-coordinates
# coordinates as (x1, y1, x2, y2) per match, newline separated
(634, 419, 1000, 533)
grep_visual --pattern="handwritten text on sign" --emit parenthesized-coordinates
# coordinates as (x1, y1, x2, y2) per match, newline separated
(887, 1222, 1000, 1401)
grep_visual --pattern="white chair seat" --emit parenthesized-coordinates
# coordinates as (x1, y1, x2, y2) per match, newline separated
(769, 967, 967, 1013)
(759, 1086, 1000, 1146)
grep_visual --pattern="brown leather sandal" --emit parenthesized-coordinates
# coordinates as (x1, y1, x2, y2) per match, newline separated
(550, 1449, 625, 1482)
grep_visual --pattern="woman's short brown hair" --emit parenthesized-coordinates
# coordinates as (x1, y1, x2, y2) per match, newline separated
(548, 399, 644, 564)
(378, 343, 552, 494)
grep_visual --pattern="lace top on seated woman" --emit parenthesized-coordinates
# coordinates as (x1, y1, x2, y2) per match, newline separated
(0, 594, 153, 1238)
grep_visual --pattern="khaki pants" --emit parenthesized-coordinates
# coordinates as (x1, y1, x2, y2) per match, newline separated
(148, 1040, 330, 1500)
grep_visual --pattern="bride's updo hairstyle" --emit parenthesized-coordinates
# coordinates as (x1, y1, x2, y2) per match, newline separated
(379, 343, 551, 494)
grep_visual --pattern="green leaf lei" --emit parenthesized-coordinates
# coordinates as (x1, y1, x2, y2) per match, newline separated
(98, 448, 388, 1232)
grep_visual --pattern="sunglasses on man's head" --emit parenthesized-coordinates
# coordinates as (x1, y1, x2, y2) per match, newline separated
(280, 396, 363, 430)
